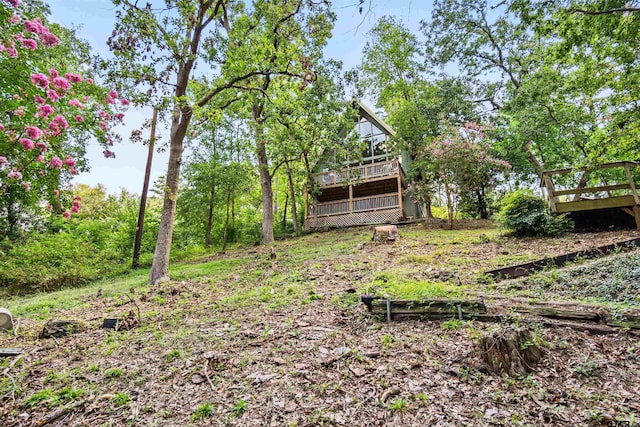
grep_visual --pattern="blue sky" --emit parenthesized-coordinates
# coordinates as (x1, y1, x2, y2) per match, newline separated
(46, 0, 433, 194)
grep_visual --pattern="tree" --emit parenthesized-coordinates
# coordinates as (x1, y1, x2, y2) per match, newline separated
(356, 16, 479, 216)
(108, 0, 334, 284)
(0, 0, 127, 239)
(411, 122, 511, 227)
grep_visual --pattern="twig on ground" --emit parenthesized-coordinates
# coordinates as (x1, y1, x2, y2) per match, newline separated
(124, 293, 142, 325)
(203, 361, 215, 392)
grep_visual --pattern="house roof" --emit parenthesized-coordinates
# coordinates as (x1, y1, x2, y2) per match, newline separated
(355, 99, 396, 137)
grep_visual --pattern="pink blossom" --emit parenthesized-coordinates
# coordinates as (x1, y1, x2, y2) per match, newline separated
(62, 211, 71, 220)
(99, 120, 108, 131)
(20, 138, 34, 150)
(37, 104, 54, 118)
(35, 141, 47, 152)
(7, 47, 18, 58)
(70, 205, 79, 213)
(30, 73, 49, 88)
(82, 96, 90, 102)
(46, 204, 52, 210)
(121, 98, 130, 106)
(7, 169, 22, 179)
(53, 189, 59, 196)
(25, 125, 42, 139)
(68, 98, 84, 108)
(108, 90, 118, 99)
(103, 150, 115, 158)
(49, 68, 59, 78)
(114, 113, 125, 122)
(34, 94, 45, 104)
(51, 77, 70, 91)
(70, 167, 78, 175)
(50, 156, 63, 169)
(22, 181, 30, 190)
(75, 115, 83, 123)
(64, 73, 82, 83)
(36, 155, 44, 162)
(0, 124, 4, 132)
(13, 107, 25, 116)
(6, 0, 20, 8)
(0, 156, 7, 167)
(104, 95, 115, 105)
(64, 156, 75, 167)
(21, 38, 37, 50)
(40, 32, 60, 47)
(24, 19, 43, 34)
(99, 110, 111, 120)
(52, 114, 69, 129)
(46, 89, 60, 101)
(9, 14, 21, 24)
(48, 122, 60, 134)
(85, 78, 94, 84)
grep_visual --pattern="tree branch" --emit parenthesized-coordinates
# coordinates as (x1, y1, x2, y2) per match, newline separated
(569, 7, 640, 15)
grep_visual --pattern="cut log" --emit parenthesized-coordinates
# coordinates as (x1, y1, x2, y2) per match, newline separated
(601, 313, 640, 329)
(371, 225, 399, 242)
(477, 328, 543, 376)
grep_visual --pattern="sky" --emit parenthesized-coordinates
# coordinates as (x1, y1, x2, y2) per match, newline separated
(45, 0, 433, 195)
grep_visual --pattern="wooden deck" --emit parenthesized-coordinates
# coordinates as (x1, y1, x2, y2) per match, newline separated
(541, 161, 640, 229)
(314, 159, 404, 188)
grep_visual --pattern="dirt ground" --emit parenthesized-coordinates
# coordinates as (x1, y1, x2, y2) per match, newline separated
(2, 223, 640, 426)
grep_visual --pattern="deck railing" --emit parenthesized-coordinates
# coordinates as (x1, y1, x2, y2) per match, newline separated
(312, 192, 400, 217)
(314, 159, 403, 187)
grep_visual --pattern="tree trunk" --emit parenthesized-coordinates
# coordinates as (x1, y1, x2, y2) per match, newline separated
(523, 141, 544, 177)
(205, 184, 215, 249)
(286, 162, 299, 234)
(424, 196, 434, 219)
(149, 102, 191, 285)
(222, 186, 232, 251)
(477, 187, 488, 219)
(282, 192, 288, 232)
(253, 103, 274, 244)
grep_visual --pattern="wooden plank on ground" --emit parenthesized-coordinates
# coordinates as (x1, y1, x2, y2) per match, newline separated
(484, 237, 640, 281)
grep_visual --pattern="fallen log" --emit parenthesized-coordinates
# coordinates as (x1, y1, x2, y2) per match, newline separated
(485, 237, 640, 281)
(514, 306, 601, 322)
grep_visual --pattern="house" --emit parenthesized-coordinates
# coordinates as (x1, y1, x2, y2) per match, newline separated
(304, 100, 420, 229)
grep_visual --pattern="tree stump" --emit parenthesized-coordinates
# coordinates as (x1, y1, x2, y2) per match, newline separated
(372, 225, 398, 242)
(477, 328, 543, 376)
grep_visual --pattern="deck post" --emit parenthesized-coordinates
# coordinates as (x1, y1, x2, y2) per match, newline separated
(349, 184, 353, 213)
(633, 205, 640, 230)
(397, 174, 404, 217)
(624, 163, 640, 205)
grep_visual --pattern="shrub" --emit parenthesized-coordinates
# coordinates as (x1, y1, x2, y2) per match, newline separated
(498, 190, 573, 236)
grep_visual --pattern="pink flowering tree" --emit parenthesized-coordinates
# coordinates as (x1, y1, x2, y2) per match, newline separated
(0, 0, 128, 237)
(411, 122, 511, 227)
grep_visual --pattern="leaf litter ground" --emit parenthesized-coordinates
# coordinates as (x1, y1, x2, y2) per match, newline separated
(1, 220, 640, 426)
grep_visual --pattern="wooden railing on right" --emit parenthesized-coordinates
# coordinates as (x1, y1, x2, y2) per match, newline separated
(541, 161, 640, 228)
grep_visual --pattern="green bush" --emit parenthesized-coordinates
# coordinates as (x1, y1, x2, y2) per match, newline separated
(0, 232, 127, 294)
(498, 190, 573, 236)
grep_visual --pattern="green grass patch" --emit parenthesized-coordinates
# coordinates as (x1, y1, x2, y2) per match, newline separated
(367, 274, 467, 300)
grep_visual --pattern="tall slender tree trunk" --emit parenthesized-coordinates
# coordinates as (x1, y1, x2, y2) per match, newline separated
(222, 186, 232, 251)
(286, 162, 299, 233)
(149, 102, 192, 285)
(253, 103, 274, 244)
(282, 192, 289, 232)
(205, 184, 216, 248)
